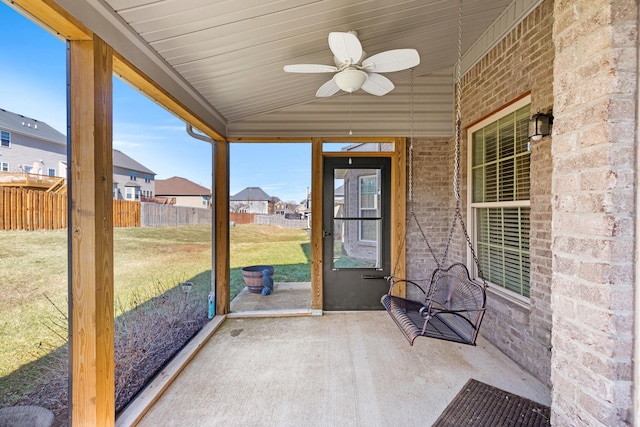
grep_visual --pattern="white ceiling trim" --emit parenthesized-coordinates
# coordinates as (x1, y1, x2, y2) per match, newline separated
(55, 0, 228, 134)
(461, 0, 544, 76)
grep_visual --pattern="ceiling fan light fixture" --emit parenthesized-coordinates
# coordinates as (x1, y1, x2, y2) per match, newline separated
(333, 69, 368, 93)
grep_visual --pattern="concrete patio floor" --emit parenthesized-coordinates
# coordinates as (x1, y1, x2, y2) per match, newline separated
(133, 309, 551, 426)
(229, 282, 312, 315)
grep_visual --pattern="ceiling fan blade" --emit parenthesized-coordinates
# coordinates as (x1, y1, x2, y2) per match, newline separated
(284, 64, 338, 73)
(316, 79, 341, 97)
(361, 73, 394, 96)
(328, 32, 363, 65)
(362, 49, 420, 73)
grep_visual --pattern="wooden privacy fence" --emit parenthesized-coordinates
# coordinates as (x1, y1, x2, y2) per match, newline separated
(141, 203, 212, 227)
(0, 187, 141, 231)
(114, 199, 141, 228)
(230, 212, 256, 224)
(0, 187, 67, 231)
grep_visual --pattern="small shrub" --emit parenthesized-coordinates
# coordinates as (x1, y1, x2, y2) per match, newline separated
(10, 279, 209, 426)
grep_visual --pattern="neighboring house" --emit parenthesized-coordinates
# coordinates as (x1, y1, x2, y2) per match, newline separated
(112, 149, 156, 201)
(294, 188, 311, 219)
(229, 187, 273, 214)
(274, 199, 286, 215)
(0, 108, 155, 199)
(155, 176, 211, 208)
(275, 199, 303, 218)
(0, 108, 67, 178)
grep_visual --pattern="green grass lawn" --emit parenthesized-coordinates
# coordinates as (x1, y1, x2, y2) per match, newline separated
(0, 223, 310, 405)
(229, 223, 311, 297)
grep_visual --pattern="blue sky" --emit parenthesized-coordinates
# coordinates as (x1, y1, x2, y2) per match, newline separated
(0, 3, 311, 203)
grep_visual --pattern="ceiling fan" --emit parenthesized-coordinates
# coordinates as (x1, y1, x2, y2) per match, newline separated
(284, 31, 420, 97)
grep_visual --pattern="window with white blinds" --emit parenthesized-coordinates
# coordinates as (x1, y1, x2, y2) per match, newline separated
(469, 98, 531, 298)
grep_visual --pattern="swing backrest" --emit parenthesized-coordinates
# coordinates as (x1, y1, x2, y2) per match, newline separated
(425, 263, 486, 343)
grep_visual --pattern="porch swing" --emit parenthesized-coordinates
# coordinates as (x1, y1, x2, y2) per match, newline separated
(381, 0, 487, 346)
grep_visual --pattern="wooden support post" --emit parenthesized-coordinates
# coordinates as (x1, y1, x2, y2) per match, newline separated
(68, 36, 115, 427)
(392, 137, 407, 296)
(215, 139, 230, 314)
(310, 138, 323, 311)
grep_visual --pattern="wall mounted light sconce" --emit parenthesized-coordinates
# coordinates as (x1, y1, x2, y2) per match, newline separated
(528, 110, 553, 141)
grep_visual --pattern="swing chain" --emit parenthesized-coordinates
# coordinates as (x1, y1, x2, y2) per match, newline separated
(408, 68, 415, 205)
(445, 0, 464, 266)
(411, 211, 443, 269)
(457, 206, 486, 285)
(453, 0, 463, 202)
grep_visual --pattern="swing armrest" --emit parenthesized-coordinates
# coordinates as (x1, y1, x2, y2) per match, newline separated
(424, 300, 486, 314)
(421, 299, 486, 319)
(420, 305, 486, 344)
(386, 278, 427, 295)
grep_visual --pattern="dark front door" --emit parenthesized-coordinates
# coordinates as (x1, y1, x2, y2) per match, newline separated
(323, 156, 391, 310)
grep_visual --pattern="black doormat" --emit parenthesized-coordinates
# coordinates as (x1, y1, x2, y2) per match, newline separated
(432, 379, 551, 427)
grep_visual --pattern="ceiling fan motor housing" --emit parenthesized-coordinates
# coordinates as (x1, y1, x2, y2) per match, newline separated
(333, 68, 368, 93)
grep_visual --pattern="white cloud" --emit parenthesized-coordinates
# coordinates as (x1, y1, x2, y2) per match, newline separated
(113, 139, 145, 149)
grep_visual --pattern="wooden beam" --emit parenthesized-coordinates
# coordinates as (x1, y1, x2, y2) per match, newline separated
(322, 152, 394, 158)
(392, 137, 407, 296)
(227, 137, 313, 143)
(215, 140, 230, 314)
(310, 138, 323, 312)
(68, 36, 114, 426)
(10, 0, 92, 40)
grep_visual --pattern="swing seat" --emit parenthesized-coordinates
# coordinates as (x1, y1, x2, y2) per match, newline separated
(381, 263, 486, 346)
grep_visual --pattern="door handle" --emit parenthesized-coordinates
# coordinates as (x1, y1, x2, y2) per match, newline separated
(361, 274, 387, 280)
(323, 230, 332, 237)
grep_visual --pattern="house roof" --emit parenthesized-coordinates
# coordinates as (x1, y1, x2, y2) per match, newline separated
(0, 108, 65, 145)
(155, 176, 211, 196)
(230, 187, 272, 202)
(112, 149, 156, 176)
(0, 108, 156, 176)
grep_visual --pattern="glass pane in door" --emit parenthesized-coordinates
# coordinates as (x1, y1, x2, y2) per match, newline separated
(331, 168, 382, 269)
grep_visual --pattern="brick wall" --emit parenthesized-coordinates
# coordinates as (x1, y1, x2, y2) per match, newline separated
(407, 0, 555, 386)
(405, 137, 454, 296)
(463, 0, 554, 386)
(551, 0, 637, 424)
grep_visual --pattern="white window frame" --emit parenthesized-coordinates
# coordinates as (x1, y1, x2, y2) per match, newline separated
(1, 130, 10, 147)
(48, 168, 56, 177)
(467, 95, 532, 304)
(0, 162, 8, 172)
(358, 174, 378, 242)
(130, 171, 137, 181)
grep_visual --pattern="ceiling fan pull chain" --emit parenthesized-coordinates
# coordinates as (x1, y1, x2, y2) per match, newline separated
(349, 92, 353, 135)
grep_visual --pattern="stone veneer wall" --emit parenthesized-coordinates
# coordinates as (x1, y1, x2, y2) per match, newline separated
(551, 0, 637, 424)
